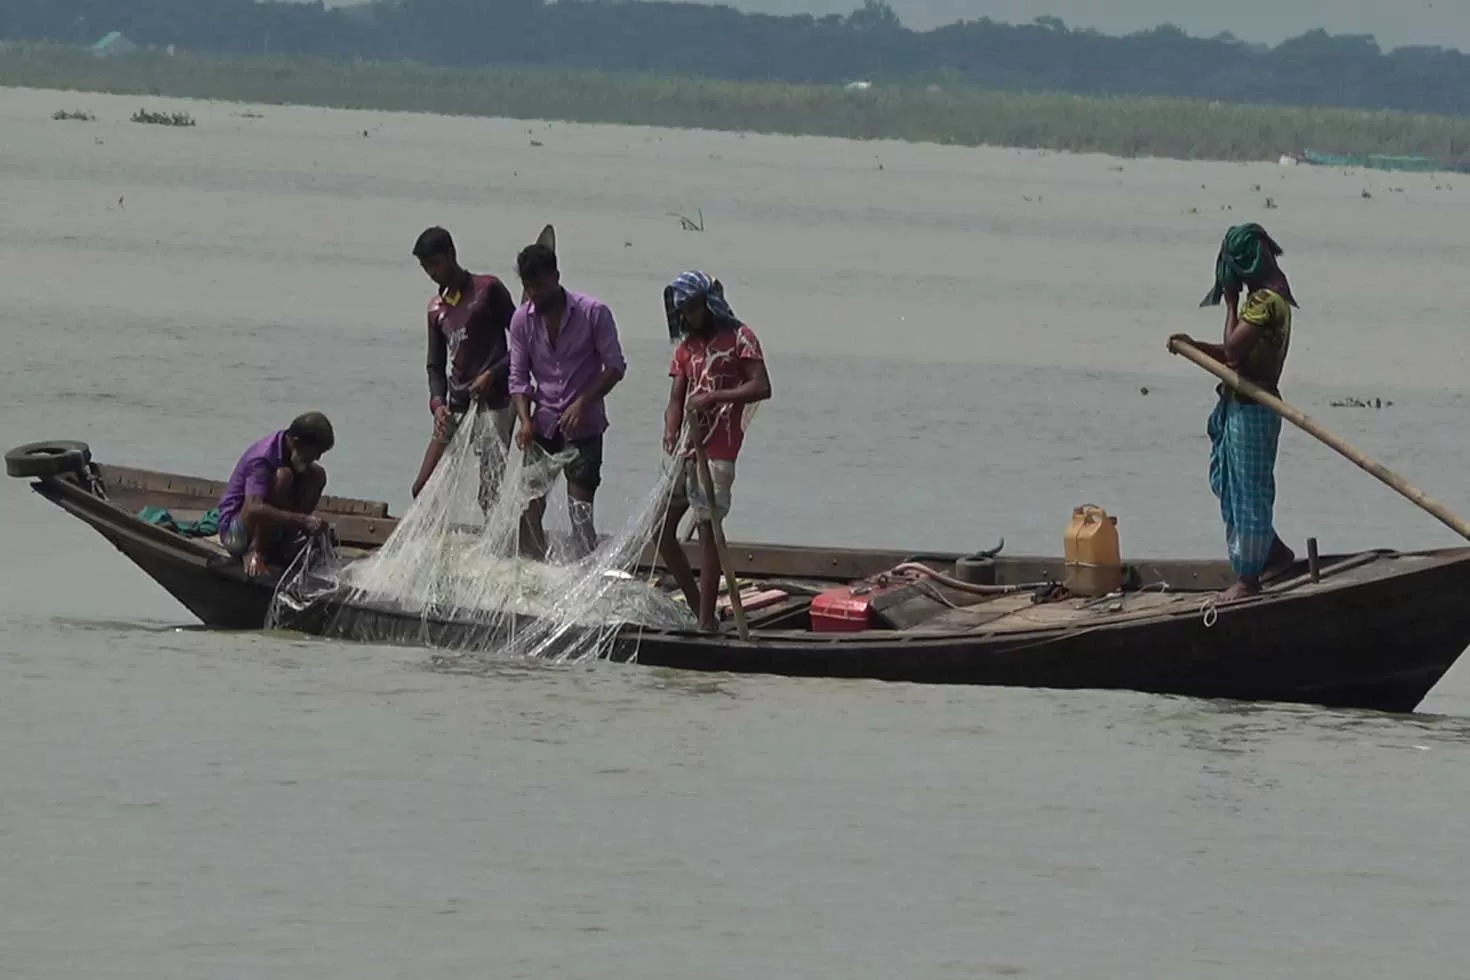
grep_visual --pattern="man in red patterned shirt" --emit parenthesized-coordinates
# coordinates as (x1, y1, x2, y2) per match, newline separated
(410, 227, 518, 510)
(657, 271, 772, 632)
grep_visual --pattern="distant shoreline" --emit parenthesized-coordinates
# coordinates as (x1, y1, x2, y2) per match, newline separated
(6, 43, 1470, 163)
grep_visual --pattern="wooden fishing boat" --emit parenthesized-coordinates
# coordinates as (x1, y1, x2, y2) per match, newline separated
(9, 438, 1470, 714)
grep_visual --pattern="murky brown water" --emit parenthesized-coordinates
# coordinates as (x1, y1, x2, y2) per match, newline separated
(4, 86, 1470, 977)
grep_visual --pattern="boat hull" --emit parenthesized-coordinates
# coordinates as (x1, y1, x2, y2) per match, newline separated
(32, 474, 276, 630)
(277, 558, 1469, 713)
(17, 461, 1470, 714)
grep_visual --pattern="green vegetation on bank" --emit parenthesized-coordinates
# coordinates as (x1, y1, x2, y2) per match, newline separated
(7, 44, 1470, 162)
(10, 0, 1470, 119)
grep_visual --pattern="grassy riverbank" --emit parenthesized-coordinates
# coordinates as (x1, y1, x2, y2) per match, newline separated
(5, 43, 1470, 161)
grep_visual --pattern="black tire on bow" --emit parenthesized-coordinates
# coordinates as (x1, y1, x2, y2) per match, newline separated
(5, 440, 93, 479)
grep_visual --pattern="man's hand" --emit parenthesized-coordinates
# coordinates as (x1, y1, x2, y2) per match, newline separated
(558, 396, 587, 436)
(663, 427, 680, 455)
(432, 404, 457, 443)
(244, 551, 269, 578)
(1167, 333, 1194, 353)
(687, 390, 717, 413)
(303, 515, 327, 535)
(515, 422, 536, 452)
(468, 371, 494, 399)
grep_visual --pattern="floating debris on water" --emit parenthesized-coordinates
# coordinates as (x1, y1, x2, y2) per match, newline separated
(131, 108, 195, 127)
(668, 208, 705, 232)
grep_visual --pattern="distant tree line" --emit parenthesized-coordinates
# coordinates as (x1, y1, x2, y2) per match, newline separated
(7, 0, 1470, 117)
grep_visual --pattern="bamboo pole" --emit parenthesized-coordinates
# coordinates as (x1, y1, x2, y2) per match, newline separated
(691, 440, 750, 640)
(1169, 337, 1470, 540)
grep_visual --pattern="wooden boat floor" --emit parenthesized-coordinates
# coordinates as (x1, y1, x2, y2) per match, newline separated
(910, 590, 1202, 633)
(909, 551, 1439, 635)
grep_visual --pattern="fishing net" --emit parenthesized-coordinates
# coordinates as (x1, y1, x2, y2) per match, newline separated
(267, 405, 697, 663)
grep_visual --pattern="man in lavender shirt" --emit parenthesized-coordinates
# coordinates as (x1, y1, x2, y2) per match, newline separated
(508, 243, 627, 560)
(217, 412, 334, 578)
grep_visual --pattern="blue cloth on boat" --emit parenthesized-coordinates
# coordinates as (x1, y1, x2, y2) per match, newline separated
(138, 505, 222, 539)
(664, 270, 740, 342)
(1207, 397, 1281, 578)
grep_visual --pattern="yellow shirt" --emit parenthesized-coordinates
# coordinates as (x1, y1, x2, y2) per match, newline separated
(1234, 288, 1292, 394)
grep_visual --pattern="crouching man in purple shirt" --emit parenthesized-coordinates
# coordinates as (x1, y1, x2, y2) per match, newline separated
(508, 243, 627, 560)
(217, 412, 335, 578)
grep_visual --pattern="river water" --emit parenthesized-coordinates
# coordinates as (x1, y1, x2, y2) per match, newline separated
(3, 86, 1470, 977)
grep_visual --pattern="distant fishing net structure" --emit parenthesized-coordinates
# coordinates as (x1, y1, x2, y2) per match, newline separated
(268, 406, 696, 663)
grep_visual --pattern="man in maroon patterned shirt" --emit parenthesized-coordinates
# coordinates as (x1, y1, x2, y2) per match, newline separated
(410, 227, 518, 510)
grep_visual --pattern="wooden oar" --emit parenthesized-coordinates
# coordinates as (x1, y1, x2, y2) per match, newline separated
(692, 440, 750, 640)
(1168, 337, 1470, 540)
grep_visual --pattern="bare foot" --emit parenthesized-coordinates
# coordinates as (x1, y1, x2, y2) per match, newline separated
(1265, 537, 1296, 574)
(1216, 579, 1261, 603)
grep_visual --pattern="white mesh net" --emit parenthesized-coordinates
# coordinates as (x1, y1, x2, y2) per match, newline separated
(267, 404, 697, 662)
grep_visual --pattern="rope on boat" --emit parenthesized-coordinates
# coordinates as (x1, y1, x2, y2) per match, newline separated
(886, 562, 1054, 595)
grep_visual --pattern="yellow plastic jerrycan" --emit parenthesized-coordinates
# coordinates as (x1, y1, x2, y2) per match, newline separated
(1063, 505, 1124, 597)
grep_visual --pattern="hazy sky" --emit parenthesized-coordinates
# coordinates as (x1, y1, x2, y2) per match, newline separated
(315, 0, 1467, 53)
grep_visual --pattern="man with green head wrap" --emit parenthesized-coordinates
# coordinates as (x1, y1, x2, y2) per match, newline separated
(1170, 223, 1299, 602)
